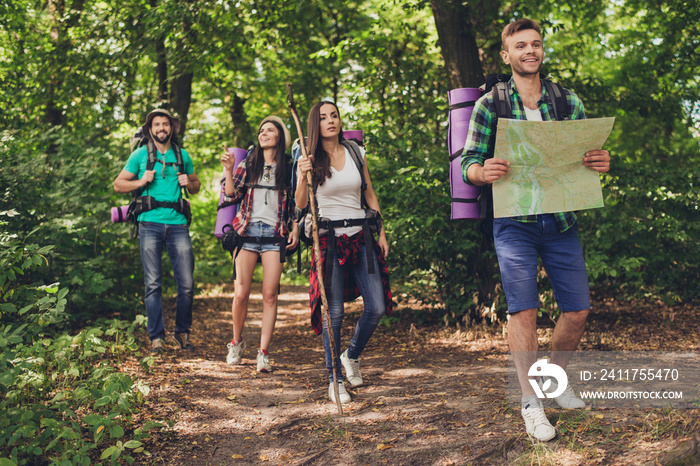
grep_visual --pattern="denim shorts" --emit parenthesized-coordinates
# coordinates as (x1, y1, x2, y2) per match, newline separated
(241, 221, 280, 254)
(493, 215, 590, 314)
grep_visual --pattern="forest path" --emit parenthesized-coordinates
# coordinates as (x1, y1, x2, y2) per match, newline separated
(136, 284, 699, 465)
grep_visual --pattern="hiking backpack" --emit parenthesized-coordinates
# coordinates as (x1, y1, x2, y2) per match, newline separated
(123, 128, 190, 238)
(448, 74, 570, 221)
(291, 137, 382, 276)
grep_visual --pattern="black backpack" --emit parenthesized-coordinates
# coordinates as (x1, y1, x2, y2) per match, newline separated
(489, 73, 570, 121)
(479, 74, 571, 220)
(124, 129, 190, 237)
(291, 138, 382, 278)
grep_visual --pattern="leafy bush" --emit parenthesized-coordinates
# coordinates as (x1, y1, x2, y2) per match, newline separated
(0, 235, 154, 465)
(580, 159, 700, 303)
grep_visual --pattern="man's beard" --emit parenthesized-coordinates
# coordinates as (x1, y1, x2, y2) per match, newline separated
(154, 131, 170, 143)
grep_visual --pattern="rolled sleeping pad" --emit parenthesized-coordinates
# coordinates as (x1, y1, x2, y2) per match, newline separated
(111, 205, 130, 223)
(214, 147, 249, 238)
(343, 130, 363, 145)
(448, 88, 483, 220)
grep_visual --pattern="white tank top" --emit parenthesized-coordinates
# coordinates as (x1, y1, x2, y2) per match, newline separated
(316, 147, 366, 237)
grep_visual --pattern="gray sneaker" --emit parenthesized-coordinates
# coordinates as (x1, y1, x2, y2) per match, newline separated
(226, 340, 246, 365)
(340, 349, 363, 387)
(256, 350, 272, 373)
(150, 338, 164, 354)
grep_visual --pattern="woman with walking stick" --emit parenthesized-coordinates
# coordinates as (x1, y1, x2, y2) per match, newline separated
(222, 116, 299, 372)
(295, 102, 392, 403)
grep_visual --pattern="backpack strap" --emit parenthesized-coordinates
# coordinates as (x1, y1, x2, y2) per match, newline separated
(145, 140, 157, 171)
(543, 80, 569, 121)
(171, 142, 189, 199)
(493, 81, 513, 119)
(340, 139, 368, 209)
(172, 142, 185, 174)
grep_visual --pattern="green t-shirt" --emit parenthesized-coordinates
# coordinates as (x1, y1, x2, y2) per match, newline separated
(124, 145, 194, 225)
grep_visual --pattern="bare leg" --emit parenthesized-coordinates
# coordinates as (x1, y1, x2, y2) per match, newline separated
(232, 249, 259, 343)
(550, 309, 589, 369)
(259, 251, 283, 351)
(508, 308, 538, 397)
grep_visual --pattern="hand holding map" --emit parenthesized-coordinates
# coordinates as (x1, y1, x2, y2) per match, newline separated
(492, 117, 615, 218)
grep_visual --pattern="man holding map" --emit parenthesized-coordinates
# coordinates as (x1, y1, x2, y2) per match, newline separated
(461, 18, 610, 441)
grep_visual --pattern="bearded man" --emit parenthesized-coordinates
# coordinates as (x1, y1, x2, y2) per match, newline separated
(114, 109, 201, 353)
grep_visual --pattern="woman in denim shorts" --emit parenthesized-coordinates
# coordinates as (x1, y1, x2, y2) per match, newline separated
(220, 116, 299, 372)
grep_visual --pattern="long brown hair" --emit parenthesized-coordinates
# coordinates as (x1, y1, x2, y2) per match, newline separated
(306, 101, 344, 189)
(246, 119, 289, 191)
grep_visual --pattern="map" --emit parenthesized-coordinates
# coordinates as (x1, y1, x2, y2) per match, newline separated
(492, 117, 615, 218)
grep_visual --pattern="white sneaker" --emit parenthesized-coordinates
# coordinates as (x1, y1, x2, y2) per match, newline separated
(256, 350, 272, 373)
(226, 341, 246, 365)
(521, 399, 556, 441)
(554, 384, 585, 409)
(540, 378, 586, 409)
(328, 381, 351, 404)
(340, 349, 363, 387)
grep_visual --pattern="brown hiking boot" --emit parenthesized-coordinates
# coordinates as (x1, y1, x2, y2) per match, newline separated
(150, 338, 164, 354)
(174, 332, 194, 351)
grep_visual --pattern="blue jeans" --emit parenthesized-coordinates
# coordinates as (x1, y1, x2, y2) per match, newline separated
(493, 215, 590, 314)
(139, 222, 195, 340)
(322, 244, 386, 381)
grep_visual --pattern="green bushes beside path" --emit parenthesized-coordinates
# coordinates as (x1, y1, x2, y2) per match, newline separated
(0, 235, 155, 465)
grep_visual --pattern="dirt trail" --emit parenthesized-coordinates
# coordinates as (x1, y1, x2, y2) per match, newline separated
(136, 284, 700, 465)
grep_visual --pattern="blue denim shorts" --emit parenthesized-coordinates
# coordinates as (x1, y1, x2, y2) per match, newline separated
(493, 215, 590, 314)
(241, 221, 280, 254)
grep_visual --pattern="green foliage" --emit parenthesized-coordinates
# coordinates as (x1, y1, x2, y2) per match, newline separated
(0, 236, 154, 464)
(1, 0, 699, 333)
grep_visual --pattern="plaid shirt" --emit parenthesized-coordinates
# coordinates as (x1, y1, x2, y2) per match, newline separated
(461, 77, 587, 232)
(223, 161, 290, 236)
(309, 233, 393, 335)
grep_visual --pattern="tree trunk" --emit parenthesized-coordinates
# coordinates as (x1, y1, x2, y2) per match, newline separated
(149, 0, 168, 105)
(431, 0, 485, 90)
(228, 92, 253, 149)
(170, 72, 193, 137)
(167, 0, 196, 139)
(431, 0, 501, 320)
(46, 0, 67, 128)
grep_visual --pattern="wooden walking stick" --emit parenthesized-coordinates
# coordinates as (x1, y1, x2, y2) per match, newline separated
(286, 83, 343, 416)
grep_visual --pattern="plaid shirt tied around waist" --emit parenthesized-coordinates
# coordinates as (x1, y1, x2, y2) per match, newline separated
(460, 77, 587, 232)
(309, 232, 393, 335)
